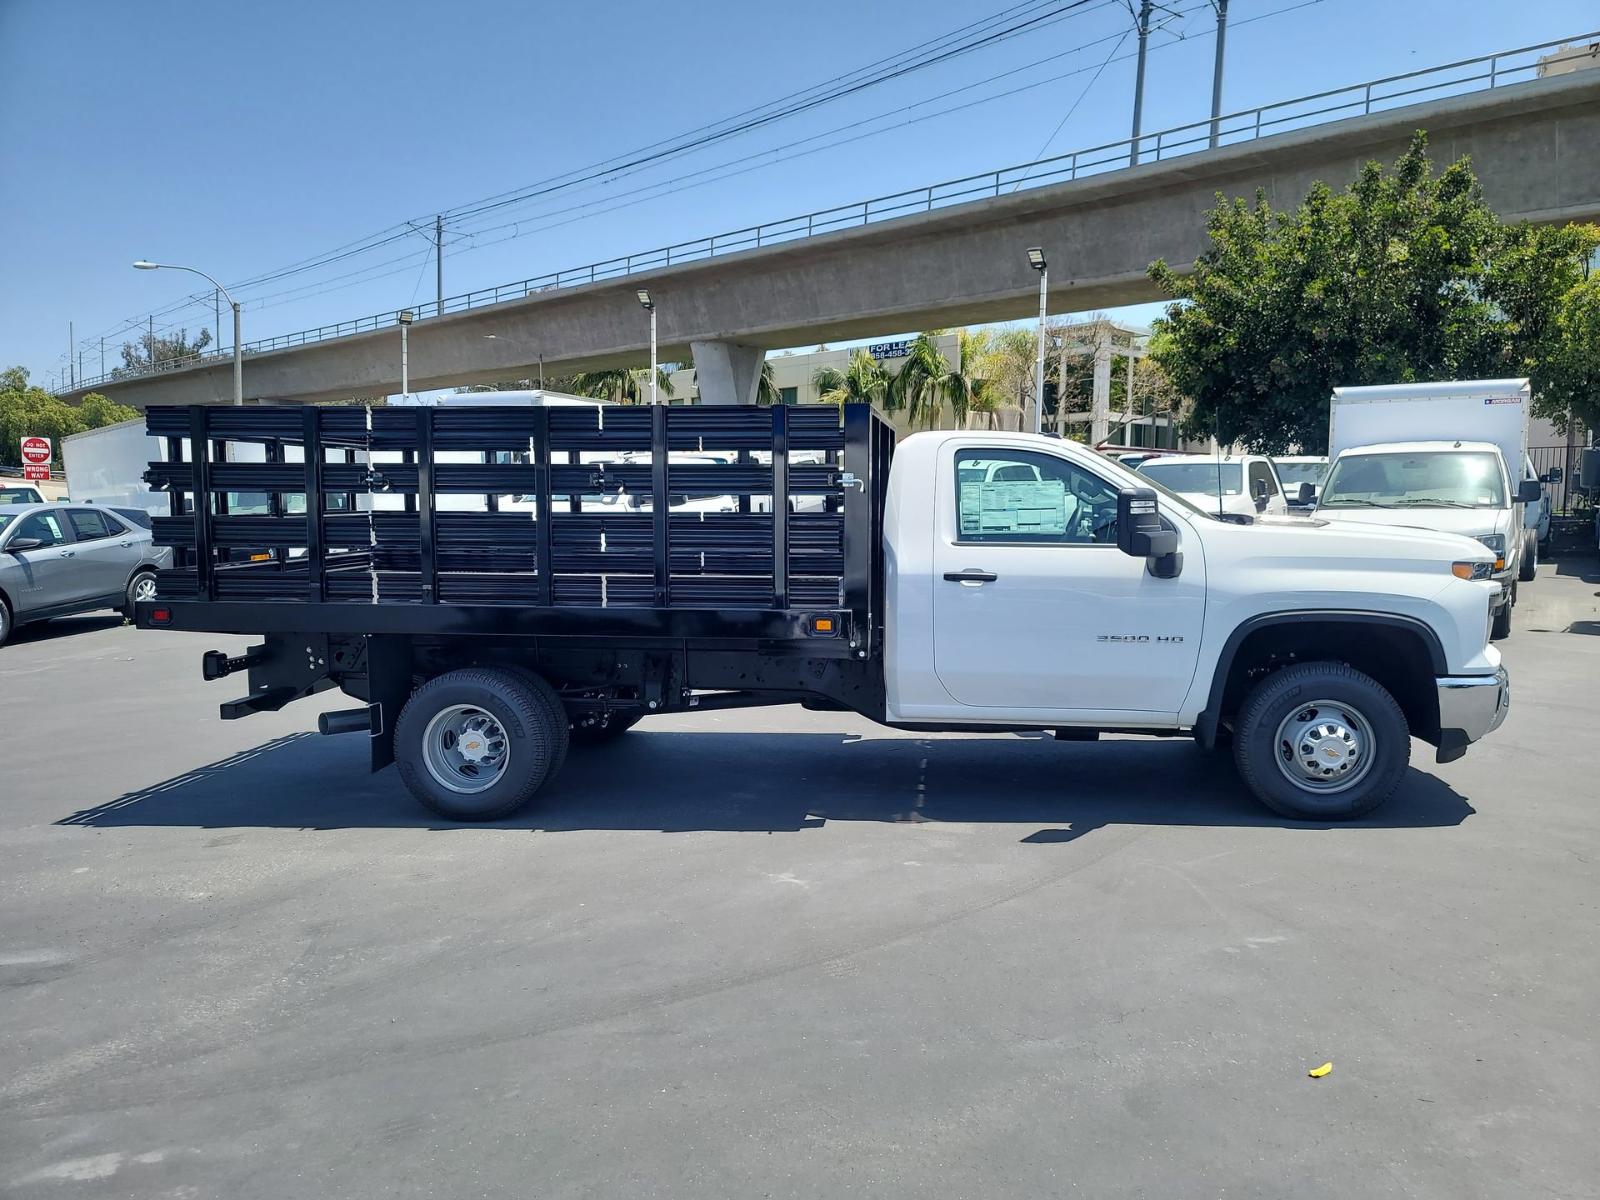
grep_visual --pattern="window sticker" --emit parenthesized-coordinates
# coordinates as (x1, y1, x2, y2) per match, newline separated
(960, 479, 1067, 535)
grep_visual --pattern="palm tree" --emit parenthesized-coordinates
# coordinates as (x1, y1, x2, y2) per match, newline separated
(888, 331, 962, 429)
(755, 360, 782, 405)
(812, 349, 889, 410)
(567, 365, 676, 404)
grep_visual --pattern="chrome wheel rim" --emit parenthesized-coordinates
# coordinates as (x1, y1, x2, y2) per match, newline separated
(1273, 698, 1375, 794)
(132, 575, 157, 602)
(422, 704, 510, 794)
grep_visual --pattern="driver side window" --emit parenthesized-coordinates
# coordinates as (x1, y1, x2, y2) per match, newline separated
(953, 449, 1118, 545)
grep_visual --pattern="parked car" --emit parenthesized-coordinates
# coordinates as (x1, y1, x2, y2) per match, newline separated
(1273, 456, 1330, 510)
(0, 484, 45, 505)
(1135, 453, 1289, 521)
(0, 503, 172, 646)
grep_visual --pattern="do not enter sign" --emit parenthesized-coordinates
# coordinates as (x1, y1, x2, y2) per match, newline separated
(20, 436, 52, 481)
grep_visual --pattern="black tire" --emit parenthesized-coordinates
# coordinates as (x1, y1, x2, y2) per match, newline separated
(1233, 662, 1410, 822)
(1491, 596, 1513, 640)
(570, 710, 643, 744)
(394, 668, 561, 821)
(124, 569, 158, 619)
(502, 666, 571, 778)
(0, 596, 11, 648)
(1517, 531, 1537, 582)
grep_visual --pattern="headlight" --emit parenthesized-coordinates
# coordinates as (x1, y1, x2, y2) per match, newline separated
(1452, 561, 1495, 581)
(1476, 534, 1506, 571)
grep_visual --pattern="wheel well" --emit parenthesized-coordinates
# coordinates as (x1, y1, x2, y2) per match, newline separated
(126, 561, 162, 587)
(1212, 618, 1441, 744)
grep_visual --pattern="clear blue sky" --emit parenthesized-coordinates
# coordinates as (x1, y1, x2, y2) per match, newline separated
(1, 0, 1593, 388)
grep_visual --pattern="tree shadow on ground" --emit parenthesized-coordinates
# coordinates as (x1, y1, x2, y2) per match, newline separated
(60, 728, 1475, 841)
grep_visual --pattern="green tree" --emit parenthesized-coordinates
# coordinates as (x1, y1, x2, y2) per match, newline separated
(812, 349, 889, 410)
(1534, 269, 1600, 434)
(0, 367, 135, 467)
(1148, 132, 1592, 453)
(566, 366, 676, 404)
(887, 332, 960, 428)
(112, 328, 213, 378)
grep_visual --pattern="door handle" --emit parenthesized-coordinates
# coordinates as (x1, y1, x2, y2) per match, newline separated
(943, 569, 998, 583)
(58, 550, 75, 558)
(120, 540, 134, 547)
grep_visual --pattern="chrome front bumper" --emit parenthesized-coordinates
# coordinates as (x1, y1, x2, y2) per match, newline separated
(1435, 667, 1510, 762)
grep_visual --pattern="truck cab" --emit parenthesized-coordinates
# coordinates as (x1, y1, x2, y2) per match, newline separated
(1315, 441, 1532, 638)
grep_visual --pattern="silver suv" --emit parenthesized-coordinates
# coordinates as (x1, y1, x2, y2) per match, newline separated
(0, 503, 171, 646)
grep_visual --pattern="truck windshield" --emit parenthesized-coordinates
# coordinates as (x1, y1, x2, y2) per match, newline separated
(1138, 461, 1243, 495)
(1320, 451, 1506, 508)
(1274, 461, 1328, 487)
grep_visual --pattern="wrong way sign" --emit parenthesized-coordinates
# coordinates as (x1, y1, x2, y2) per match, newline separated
(20, 435, 52, 481)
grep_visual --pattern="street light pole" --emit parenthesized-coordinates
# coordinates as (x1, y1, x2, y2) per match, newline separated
(1209, 0, 1230, 149)
(132, 260, 243, 405)
(1027, 248, 1048, 435)
(1129, 0, 1153, 165)
(637, 290, 657, 404)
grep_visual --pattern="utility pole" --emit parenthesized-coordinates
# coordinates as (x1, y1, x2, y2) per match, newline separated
(1129, 0, 1153, 165)
(68, 321, 75, 388)
(435, 215, 444, 315)
(148, 315, 155, 370)
(215, 289, 222, 356)
(1209, 0, 1230, 149)
(99, 337, 105, 378)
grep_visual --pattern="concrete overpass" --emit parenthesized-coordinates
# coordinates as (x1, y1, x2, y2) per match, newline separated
(65, 66, 1600, 409)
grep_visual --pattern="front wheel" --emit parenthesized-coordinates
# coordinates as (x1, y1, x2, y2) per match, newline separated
(1491, 596, 1513, 640)
(1233, 662, 1410, 821)
(0, 597, 11, 648)
(395, 668, 565, 821)
(1518, 531, 1538, 582)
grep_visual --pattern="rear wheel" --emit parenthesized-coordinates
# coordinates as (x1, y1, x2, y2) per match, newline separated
(124, 569, 158, 619)
(1233, 662, 1410, 821)
(395, 668, 563, 821)
(1518, 531, 1538, 582)
(0, 596, 11, 647)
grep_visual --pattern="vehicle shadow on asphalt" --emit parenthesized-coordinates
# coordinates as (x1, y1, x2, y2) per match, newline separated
(59, 728, 1475, 839)
(7, 613, 127, 645)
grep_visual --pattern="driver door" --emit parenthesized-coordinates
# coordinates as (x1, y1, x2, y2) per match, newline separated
(2, 511, 80, 618)
(930, 445, 1206, 719)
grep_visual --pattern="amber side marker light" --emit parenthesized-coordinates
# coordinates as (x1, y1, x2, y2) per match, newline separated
(809, 615, 837, 636)
(1452, 561, 1492, 581)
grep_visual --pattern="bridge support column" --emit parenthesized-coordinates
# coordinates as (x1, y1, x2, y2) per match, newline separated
(1090, 331, 1112, 445)
(691, 340, 763, 406)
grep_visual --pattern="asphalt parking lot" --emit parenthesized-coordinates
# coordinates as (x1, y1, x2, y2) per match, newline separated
(2, 561, 1597, 1199)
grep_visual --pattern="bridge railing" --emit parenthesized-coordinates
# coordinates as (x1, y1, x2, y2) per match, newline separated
(65, 32, 1598, 394)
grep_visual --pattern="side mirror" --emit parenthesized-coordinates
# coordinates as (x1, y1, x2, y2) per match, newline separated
(1116, 488, 1181, 577)
(6, 536, 43, 552)
(1297, 482, 1316, 505)
(1516, 478, 1542, 504)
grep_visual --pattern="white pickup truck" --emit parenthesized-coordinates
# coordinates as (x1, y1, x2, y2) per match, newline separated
(141, 404, 1510, 824)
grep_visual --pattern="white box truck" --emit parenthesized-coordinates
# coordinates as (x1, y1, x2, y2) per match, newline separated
(1315, 379, 1541, 639)
(62, 419, 168, 515)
